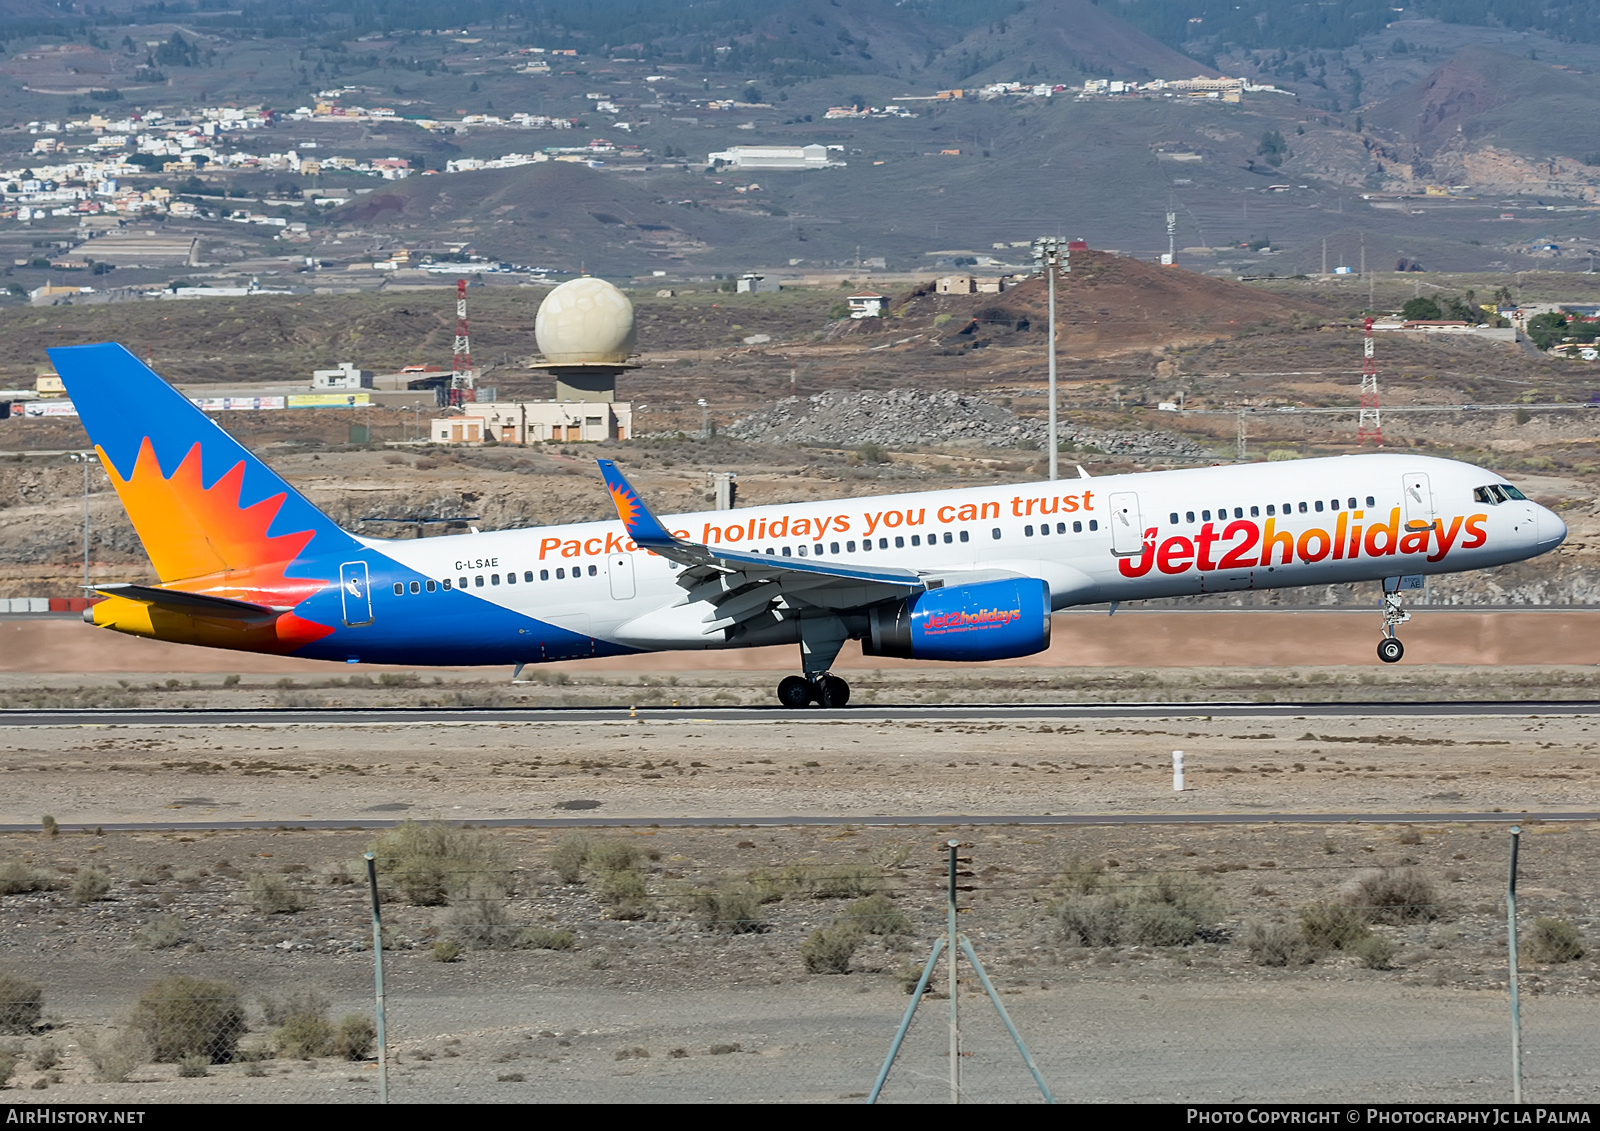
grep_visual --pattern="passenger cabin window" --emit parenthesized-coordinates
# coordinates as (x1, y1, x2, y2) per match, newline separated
(1025, 525, 1034, 537)
(393, 583, 403, 596)
(959, 530, 970, 543)
(895, 536, 905, 548)
(1185, 511, 1195, 524)
(425, 581, 436, 593)
(1073, 521, 1083, 533)
(410, 581, 421, 594)
(459, 576, 468, 588)
(1202, 510, 1211, 521)
(540, 570, 549, 581)
(1314, 501, 1324, 513)
(992, 528, 1002, 539)
(830, 542, 840, 554)
(524, 571, 534, 582)
(588, 565, 598, 576)
(443, 579, 453, 590)
(847, 540, 857, 552)
(1348, 498, 1357, 509)
(1250, 506, 1259, 518)
(556, 568, 565, 579)
(1297, 502, 1308, 514)
(1366, 496, 1376, 507)
(944, 532, 954, 544)
(506, 572, 516, 584)
(1089, 520, 1099, 532)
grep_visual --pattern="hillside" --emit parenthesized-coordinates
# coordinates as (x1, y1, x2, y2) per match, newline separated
(933, 0, 1217, 85)
(837, 249, 1333, 357)
(1364, 47, 1600, 160)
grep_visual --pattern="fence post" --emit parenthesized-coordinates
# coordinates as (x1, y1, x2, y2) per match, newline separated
(947, 838, 960, 1104)
(365, 851, 389, 1104)
(1506, 826, 1522, 1104)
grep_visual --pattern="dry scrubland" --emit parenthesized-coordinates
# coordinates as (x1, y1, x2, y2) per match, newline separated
(0, 819, 1594, 1102)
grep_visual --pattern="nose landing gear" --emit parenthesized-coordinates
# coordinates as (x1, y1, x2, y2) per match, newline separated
(776, 673, 851, 708)
(1377, 581, 1412, 664)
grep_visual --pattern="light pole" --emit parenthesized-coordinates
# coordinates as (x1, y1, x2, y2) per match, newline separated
(1031, 237, 1070, 480)
(68, 452, 90, 592)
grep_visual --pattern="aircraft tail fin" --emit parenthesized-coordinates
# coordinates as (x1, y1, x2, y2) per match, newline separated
(48, 342, 354, 591)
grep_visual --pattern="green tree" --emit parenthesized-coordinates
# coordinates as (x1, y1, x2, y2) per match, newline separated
(1258, 130, 1288, 167)
(1401, 297, 1441, 321)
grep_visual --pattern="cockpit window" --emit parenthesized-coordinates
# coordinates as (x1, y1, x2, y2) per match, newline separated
(1497, 483, 1527, 501)
(1474, 485, 1501, 505)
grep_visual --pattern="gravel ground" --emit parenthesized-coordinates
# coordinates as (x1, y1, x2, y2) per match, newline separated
(0, 821, 1596, 1103)
(723, 389, 1211, 459)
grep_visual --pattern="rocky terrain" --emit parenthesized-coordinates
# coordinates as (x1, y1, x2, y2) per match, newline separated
(723, 389, 1212, 459)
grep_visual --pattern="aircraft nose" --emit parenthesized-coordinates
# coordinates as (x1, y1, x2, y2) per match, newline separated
(1538, 506, 1567, 548)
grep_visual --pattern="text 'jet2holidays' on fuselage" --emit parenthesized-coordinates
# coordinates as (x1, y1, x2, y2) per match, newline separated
(51, 342, 1566, 708)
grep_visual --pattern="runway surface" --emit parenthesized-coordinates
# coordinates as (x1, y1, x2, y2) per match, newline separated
(2, 810, 1591, 834)
(2, 700, 1598, 727)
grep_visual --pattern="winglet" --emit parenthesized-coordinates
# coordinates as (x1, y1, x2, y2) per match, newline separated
(597, 459, 676, 549)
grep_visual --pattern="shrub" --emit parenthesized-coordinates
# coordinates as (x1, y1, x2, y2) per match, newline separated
(805, 863, 882, 899)
(801, 922, 863, 974)
(599, 868, 649, 920)
(71, 868, 111, 903)
(845, 893, 913, 936)
(331, 1015, 376, 1060)
(431, 940, 462, 963)
(551, 834, 590, 884)
(369, 822, 509, 906)
(31, 1043, 59, 1071)
(1298, 903, 1371, 950)
(1347, 868, 1440, 924)
(136, 915, 186, 950)
(275, 1013, 333, 1059)
(692, 883, 766, 934)
(80, 1030, 150, 1083)
(585, 839, 641, 876)
(130, 976, 247, 1063)
(1055, 869, 1223, 947)
(0, 863, 57, 895)
(176, 1054, 208, 1078)
(1244, 920, 1314, 966)
(0, 1046, 16, 1086)
(1526, 917, 1584, 964)
(247, 873, 305, 915)
(515, 926, 576, 951)
(440, 895, 519, 949)
(0, 975, 43, 1034)
(1351, 934, 1398, 970)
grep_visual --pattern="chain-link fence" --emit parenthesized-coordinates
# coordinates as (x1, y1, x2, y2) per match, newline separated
(0, 820, 1595, 1102)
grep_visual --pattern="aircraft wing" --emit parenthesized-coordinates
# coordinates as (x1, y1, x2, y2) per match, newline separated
(598, 459, 931, 632)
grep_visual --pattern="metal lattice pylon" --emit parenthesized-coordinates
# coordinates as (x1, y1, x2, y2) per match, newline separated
(450, 279, 474, 406)
(1357, 315, 1381, 446)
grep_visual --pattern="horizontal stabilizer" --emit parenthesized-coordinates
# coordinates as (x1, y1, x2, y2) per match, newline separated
(94, 583, 282, 618)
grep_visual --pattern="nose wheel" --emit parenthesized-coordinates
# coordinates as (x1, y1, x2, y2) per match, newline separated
(776, 674, 851, 708)
(1377, 637, 1404, 664)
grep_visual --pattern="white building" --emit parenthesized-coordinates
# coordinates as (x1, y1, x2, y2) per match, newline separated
(736, 273, 781, 294)
(312, 362, 373, 390)
(706, 144, 840, 170)
(431, 400, 633, 445)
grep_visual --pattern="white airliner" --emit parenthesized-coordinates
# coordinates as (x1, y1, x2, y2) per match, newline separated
(55, 343, 1566, 708)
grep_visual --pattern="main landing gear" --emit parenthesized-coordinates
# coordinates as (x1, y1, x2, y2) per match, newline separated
(777, 673, 851, 709)
(1377, 582, 1411, 664)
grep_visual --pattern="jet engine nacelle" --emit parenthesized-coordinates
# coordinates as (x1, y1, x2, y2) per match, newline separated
(862, 577, 1051, 662)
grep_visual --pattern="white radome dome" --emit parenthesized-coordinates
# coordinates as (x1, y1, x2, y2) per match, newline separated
(534, 277, 636, 364)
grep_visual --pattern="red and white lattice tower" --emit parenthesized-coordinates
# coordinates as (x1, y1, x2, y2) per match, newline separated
(450, 278, 475, 406)
(1357, 315, 1381, 446)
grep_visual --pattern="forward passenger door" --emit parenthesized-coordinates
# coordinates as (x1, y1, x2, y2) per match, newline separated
(1108, 492, 1143, 556)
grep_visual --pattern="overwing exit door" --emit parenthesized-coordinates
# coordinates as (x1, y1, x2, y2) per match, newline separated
(340, 561, 373, 626)
(1108, 492, 1143, 556)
